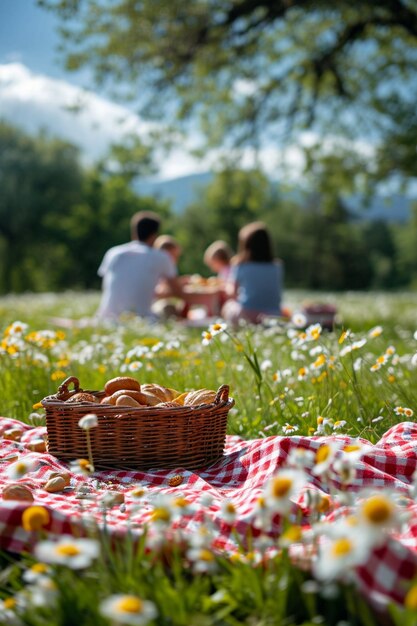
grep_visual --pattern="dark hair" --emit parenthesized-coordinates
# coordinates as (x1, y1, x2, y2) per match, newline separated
(130, 211, 161, 242)
(236, 221, 274, 263)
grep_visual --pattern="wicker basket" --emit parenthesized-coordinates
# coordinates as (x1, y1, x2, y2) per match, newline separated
(42, 376, 234, 471)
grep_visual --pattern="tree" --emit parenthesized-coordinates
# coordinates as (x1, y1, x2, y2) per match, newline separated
(176, 168, 274, 274)
(39, 0, 417, 155)
(0, 122, 172, 294)
(0, 122, 84, 292)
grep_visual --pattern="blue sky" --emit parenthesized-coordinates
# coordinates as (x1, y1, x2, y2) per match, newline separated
(0, 0, 87, 84)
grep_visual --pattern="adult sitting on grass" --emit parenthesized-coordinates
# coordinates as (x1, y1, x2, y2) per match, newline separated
(97, 211, 184, 321)
(222, 221, 283, 325)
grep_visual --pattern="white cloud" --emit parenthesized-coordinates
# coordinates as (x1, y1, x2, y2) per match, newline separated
(0, 62, 153, 163)
(0, 62, 334, 183)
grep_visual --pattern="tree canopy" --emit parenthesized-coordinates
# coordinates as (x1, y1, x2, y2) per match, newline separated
(39, 0, 417, 158)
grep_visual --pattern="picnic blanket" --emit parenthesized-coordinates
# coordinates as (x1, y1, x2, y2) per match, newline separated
(1, 417, 417, 606)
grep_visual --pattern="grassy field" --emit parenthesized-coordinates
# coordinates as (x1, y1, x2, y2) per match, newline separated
(1, 290, 417, 625)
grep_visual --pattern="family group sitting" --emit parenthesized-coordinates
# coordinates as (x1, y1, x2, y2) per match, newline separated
(97, 211, 283, 325)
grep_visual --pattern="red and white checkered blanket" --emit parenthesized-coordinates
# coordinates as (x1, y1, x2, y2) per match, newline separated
(1, 417, 417, 605)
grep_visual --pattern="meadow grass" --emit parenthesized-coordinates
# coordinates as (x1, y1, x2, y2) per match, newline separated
(0, 290, 417, 625)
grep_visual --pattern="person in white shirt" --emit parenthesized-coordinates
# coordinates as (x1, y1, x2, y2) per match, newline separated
(97, 211, 184, 320)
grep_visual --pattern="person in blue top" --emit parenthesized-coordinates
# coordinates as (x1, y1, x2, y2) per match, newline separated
(222, 221, 283, 325)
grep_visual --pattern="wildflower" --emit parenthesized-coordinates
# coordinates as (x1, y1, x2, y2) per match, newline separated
(332, 420, 347, 431)
(404, 584, 417, 610)
(263, 469, 306, 515)
(51, 370, 67, 381)
(338, 330, 351, 344)
(186, 547, 218, 574)
(369, 325, 383, 338)
(220, 499, 237, 524)
(286, 447, 315, 470)
(372, 415, 384, 423)
(149, 496, 174, 526)
(252, 495, 271, 531)
(172, 496, 195, 517)
(69, 459, 94, 475)
(28, 576, 58, 608)
(22, 563, 51, 584)
(313, 527, 369, 581)
(306, 324, 322, 341)
(282, 423, 299, 434)
(201, 331, 213, 346)
(0, 597, 21, 626)
(279, 524, 303, 547)
(272, 371, 282, 383)
(100, 594, 157, 625)
(358, 492, 405, 545)
(313, 441, 342, 476)
(311, 354, 326, 369)
(209, 322, 227, 335)
(340, 339, 367, 356)
(297, 367, 308, 381)
(291, 312, 307, 328)
(22, 506, 50, 532)
(78, 413, 98, 430)
(34, 536, 100, 569)
(129, 486, 148, 501)
(5, 457, 36, 479)
(395, 406, 414, 418)
(128, 361, 143, 372)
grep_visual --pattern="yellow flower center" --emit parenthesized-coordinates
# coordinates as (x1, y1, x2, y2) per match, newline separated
(116, 596, 144, 614)
(225, 502, 236, 514)
(316, 445, 330, 464)
(362, 496, 393, 524)
(15, 462, 28, 475)
(339, 331, 347, 344)
(22, 506, 50, 532)
(131, 488, 146, 498)
(3, 597, 16, 610)
(257, 496, 266, 509)
(199, 549, 215, 562)
(317, 495, 331, 513)
(271, 476, 293, 498)
(55, 543, 81, 557)
(31, 563, 49, 574)
(281, 525, 302, 543)
(331, 537, 352, 557)
(174, 497, 189, 508)
(151, 508, 171, 523)
(405, 584, 417, 610)
(344, 444, 361, 453)
(212, 324, 222, 331)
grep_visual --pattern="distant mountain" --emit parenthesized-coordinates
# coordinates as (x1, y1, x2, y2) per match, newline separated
(136, 172, 416, 222)
(136, 172, 213, 213)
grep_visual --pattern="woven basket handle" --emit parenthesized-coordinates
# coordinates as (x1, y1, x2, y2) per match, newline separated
(56, 376, 81, 401)
(215, 385, 234, 407)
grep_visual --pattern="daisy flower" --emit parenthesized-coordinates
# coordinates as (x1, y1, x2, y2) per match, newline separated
(263, 469, 306, 515)
(34, 536, 100, 569)
(5, 456, 36, 480)
(186, 547, 218, 574)
(100, 594, 157, 625)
